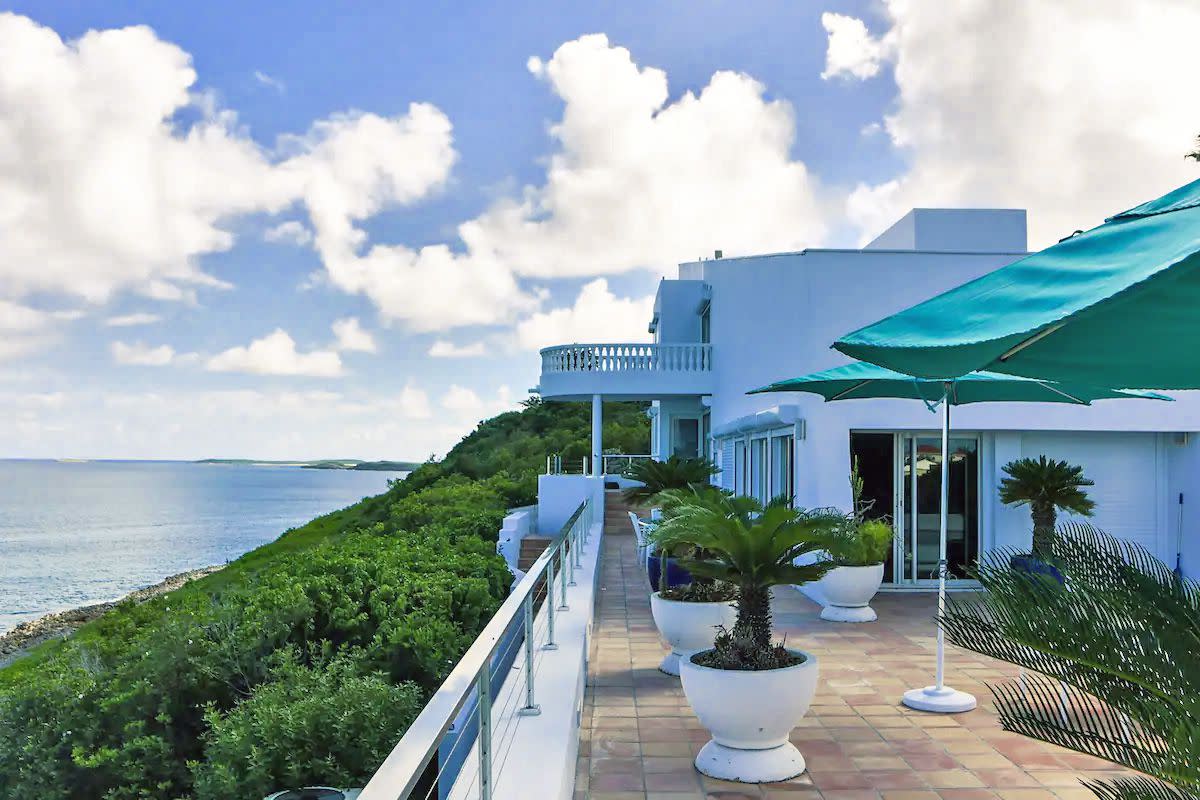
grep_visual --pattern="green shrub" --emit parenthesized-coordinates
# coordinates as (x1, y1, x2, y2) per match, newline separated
(0, 492, 510, 799)
(824, 518, 895, 566)
(0, 398, 649, 798)
(191, 654, 424, 800)
(389, 477, 507, 541)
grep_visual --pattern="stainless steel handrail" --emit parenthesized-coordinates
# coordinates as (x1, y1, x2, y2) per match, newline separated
(358, 499, 591, 800)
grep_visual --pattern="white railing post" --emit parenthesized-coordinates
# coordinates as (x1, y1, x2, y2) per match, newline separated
(545, 559, 558, 650)
(477, 666, 492, 800)
(519, 595, 540, 716)
(567, 530, 577, 586)
(558, 538, 570, 608)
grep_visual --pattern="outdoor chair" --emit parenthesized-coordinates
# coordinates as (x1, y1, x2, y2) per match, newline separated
(628, 510, 651, 565)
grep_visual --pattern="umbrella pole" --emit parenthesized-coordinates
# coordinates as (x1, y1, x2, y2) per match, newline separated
(901, 383, 977, 714)
(936, 390, 948, 691)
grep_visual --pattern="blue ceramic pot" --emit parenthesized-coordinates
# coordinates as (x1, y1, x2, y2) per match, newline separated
(1009, 553, 1065, 584)
(646, 551, 693, 591)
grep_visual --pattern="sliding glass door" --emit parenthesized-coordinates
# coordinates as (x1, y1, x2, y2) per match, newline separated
(850, 431, 980, 586)
(899, 435, 979, 584)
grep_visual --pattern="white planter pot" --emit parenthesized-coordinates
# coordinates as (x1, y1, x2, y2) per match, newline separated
(819, 563, 884, 623)
(679, 649, 818, 782)
(649, 592, 736, 676)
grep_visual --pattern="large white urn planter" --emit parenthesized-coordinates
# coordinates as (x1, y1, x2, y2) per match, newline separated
(679, 650, 819, 782)
(819, 563, 884, 623)
(649, 592, 736, 676)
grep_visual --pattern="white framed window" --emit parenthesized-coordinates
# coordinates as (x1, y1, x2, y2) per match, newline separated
(750, 436, 768, 504)
(734, 439, 747, 495)
(672, 416, 701, 458)
(770, 433, 795, 505)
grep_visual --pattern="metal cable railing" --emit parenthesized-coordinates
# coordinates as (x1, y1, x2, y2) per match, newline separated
(358, 498, 594, 800)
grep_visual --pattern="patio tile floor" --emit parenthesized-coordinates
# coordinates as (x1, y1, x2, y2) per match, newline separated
(576, 528, 1126, 800)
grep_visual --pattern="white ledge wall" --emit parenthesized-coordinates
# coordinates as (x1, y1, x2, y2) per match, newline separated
(447, 510, 604, 800)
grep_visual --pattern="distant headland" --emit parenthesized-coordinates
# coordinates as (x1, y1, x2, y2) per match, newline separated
(195, 458, 421, 471)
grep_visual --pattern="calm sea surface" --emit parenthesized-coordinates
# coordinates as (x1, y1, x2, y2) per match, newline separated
(0, 460, 407, 634)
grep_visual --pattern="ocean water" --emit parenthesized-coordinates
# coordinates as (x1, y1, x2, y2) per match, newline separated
(0, 460, 407, 634)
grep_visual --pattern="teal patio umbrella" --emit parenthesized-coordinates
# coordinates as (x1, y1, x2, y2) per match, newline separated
(833, 177, 1200, 388)
(751, 362, 1169, 713)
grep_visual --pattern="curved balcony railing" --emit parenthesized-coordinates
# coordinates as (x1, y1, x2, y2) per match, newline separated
(540, 343, 712, 374)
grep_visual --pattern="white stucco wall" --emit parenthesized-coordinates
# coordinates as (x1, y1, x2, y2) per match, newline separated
(669, 212, 1200, 577)
(537, 206, 1200, 579)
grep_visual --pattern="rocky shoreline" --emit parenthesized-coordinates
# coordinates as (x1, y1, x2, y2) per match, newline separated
(0, 565, 223, 669)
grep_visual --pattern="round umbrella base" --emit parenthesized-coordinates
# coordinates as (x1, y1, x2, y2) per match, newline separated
(902, 685, 977, 713)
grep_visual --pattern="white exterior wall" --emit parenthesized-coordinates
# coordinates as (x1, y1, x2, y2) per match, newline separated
(670, 211, 1200, 577)
(538, 206, 1200, 578)
(651, 397, 707, 460)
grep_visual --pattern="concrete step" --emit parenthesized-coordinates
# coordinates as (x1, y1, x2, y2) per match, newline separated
(517, 536, 553, 572)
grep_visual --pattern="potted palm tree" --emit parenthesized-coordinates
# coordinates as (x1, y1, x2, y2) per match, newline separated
(624, 456, 719, 589)
(621, 455, 719, 506)
(645, 488, 739, 675)
(654, 495, 836, 783)
(817, 463, 895, 622)
(999, 456, 1095, 580)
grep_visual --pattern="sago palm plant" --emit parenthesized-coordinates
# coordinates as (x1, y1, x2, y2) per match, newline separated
(621, 455, 719, 506)
(999, 456, 1095, 558)
(652, 492, 837, 661)
(941, 523, 1199, 800)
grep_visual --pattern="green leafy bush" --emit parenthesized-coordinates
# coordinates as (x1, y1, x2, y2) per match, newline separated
(0, 484, 510, 799)
(0, 398, 650, 798)
(191, 653, 423, 800)
(824, 518, 895, 567)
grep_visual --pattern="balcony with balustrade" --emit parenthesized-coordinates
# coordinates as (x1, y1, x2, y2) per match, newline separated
(537, 343, 714, 401)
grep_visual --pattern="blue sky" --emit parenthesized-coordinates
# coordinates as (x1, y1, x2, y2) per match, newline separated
(1, 2, 1196, 459)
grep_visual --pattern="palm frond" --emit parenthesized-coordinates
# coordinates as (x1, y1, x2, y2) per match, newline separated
(621, 456, 719, 505)
(1085, 776, 1200, 800)
(941, 522, 1200, 792)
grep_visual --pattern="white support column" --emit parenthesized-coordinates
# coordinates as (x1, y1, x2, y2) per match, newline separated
(591, 394, 603, 477)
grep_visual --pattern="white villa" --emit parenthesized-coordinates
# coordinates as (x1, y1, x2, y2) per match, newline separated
(537, 207, 1200, 585)
(361, 206, 1198, 800)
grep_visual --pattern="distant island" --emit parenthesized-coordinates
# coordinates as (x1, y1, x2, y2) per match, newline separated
(196, 458, 420, 471)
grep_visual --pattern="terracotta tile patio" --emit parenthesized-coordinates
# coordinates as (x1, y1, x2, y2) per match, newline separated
(576, 528, 1126, 800)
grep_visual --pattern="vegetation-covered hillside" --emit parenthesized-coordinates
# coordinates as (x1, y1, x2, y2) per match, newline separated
(0, 398, 648, 799)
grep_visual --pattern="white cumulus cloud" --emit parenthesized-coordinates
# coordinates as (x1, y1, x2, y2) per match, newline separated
(515, 278, 653, 351)
(111, 340, 176, 366)
(830, 1, 1200, 247)
(331, 317, 377, 353)
(105, 312, 162, 327)
(820, 12, 892, 80)
(441, 384, 517, 422)
(428, 339, 487, 358)
(466, 34, 829, 279)
(442, 384, 483, 413)
(263, 220, 312, 246)
(331, 33, 832, 333)
(280, 107, 525, 332)
(206, 329, 342, 377)
(0, 13, 459, 329)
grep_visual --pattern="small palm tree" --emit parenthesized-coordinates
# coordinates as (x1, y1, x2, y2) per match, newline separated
(999, 455, 1095, 559)
(652, 493, 837, 655)
(622, 455, 719, 506)
(941, 523, 1199, 800)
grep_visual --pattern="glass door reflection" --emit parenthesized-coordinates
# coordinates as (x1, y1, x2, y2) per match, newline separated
(899, 435, 979, 584)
